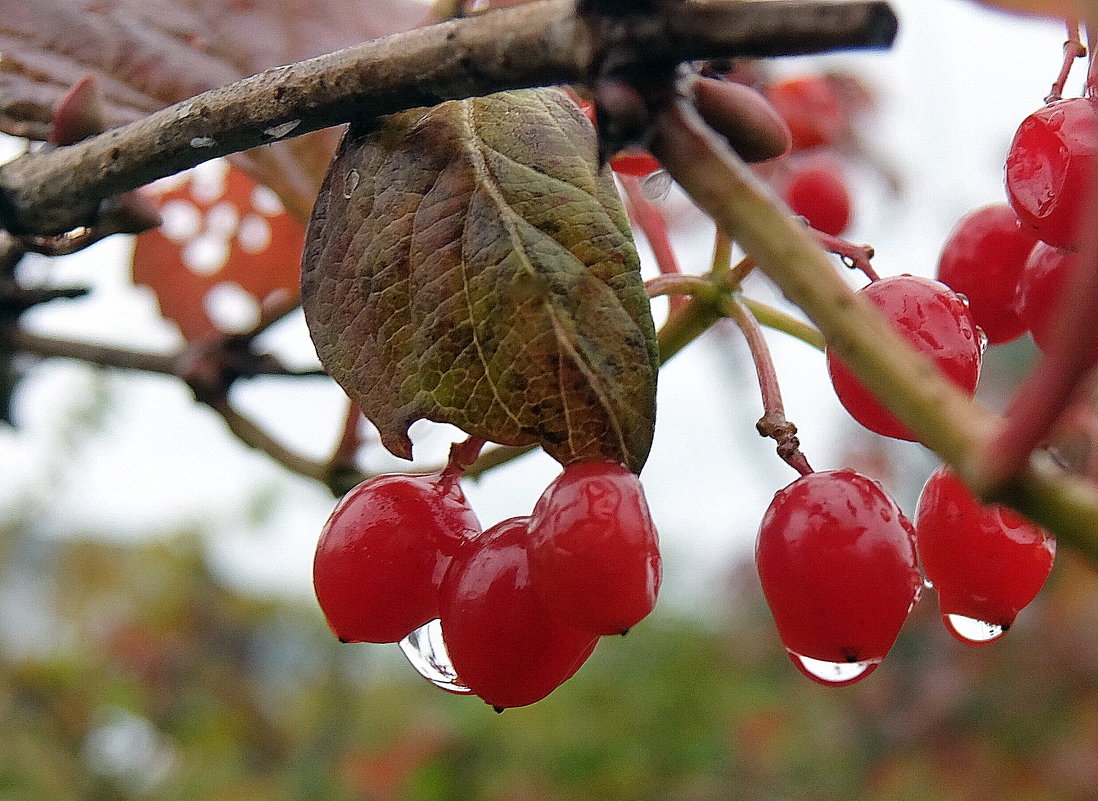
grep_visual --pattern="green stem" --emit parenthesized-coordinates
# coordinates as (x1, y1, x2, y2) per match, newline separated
(742, 298, 825, 351)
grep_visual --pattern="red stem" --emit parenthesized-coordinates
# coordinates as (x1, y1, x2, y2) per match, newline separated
(814, 231, 878, 282)
(724, 293, 813, 476)
(441, 436, 488, 488)
(1047, 19, 1085, 103)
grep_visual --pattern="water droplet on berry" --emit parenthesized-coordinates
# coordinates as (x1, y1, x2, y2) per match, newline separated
(787, 652, 879, 686)
(942, 613, 1006, 645)
(641, 170, 673, 201)
(398, 619, 471, 693)
(343, 169, 360, 199)
(977, 327, 989, 354)
(923, 577, 935, 590)
(955, 292, 971, 308)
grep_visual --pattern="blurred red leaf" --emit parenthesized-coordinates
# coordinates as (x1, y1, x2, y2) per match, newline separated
(132, 161, 304, 341)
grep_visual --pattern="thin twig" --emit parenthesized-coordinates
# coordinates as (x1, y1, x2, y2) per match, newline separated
(204, 396, 330, 483)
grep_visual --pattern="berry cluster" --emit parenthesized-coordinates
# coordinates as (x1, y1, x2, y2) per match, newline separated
(757, 465, 1056, 686)
(936, 96, 1098, 359)
(313, 461, 660, 709)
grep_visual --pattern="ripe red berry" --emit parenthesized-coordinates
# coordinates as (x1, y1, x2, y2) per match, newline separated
(528, 462, 661, 635)
(763, 75, 844, 151)
(439, 517, 598, 709)
(1015, 241, 1098, 364)
(1006, 97, 1098, 249)
(756, 469, 921, 685)
(914, 465, 1055, 644)
(610, 148, 662, 177)
(826, 275, 983, 441)
(781, 158, 852, 236)
(936, 203, 1038, 344)
(313, 474, 481, 644)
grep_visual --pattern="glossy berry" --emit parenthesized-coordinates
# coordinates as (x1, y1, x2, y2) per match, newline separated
(313, 474, 481, 644)
(528, 462, 661, 635)
(756, 469, 921, 684)
(914, 465, 1055, 644)
(1015, 241, 1098, 363)
(763, 75, 844, 151)
(1006, 97, 1098, 249)
(936, 203, 1038, 344)
(439, 517, 598, 709)
(826, 275, 983, 441)
(782, 159, 852, 236)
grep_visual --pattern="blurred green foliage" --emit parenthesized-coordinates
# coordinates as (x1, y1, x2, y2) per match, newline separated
(1, 508, 1098, 801)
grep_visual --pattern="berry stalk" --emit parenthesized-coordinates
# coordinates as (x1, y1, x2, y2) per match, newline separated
(723, 292, 813, 475)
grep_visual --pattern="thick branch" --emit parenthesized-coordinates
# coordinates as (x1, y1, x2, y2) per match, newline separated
(0, 0, 896, 236)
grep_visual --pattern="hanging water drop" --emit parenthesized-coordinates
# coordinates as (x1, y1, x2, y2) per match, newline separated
(976, 326, 989, 354)
(788, 651, 880, 687)
(640, 169, 673, 201)
(343, 169, 360, 199)
(942, 613, 1006, 645)
(398, 619, 471, 694)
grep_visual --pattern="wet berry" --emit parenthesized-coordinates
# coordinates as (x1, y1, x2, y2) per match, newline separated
(439, 517, 598, 709)
(826, 275, 983, 441)
(1006, 97, 1098, 249)
(312, 474, 481, 644)
(1015, 241, 1098, 363)
(756, 469, 921, 685)
(914, 465, 1055, 644)
(528, 462, 661, 635)
(936, 203, 1038, 344)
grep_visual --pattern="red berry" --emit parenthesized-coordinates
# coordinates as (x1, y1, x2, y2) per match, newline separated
(528, 462, 661, 635)
(1015, 241, 1098, 363)
(782, 158, 851, 236)
(439, 517, 598, 709)
(756, 469, 921, 685)
(610, 148, 662, 177)
(936, 203, 1039, 344)
(914, 465, 1055, 644)
(1006, 97, 1098, 249)
(826, 275, 983, 441)
(763, 75, 844, 151)
(312, 474, 481, 644)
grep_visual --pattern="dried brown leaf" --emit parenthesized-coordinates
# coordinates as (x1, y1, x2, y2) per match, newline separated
(302, 89, 658, 472)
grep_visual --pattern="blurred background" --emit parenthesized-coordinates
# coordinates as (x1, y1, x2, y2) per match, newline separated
(3, 0, 1097, 798)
